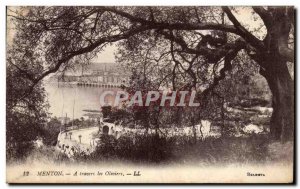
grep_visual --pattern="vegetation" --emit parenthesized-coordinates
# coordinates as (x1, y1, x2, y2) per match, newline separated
(6, 6, 294, 161)
(66, 133, 292, 165)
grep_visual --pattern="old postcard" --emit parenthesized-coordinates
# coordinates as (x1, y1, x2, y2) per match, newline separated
(6, 6, 294, 183)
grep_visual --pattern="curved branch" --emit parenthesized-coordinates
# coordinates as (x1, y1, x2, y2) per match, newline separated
(252, 6, 272, 28)
(200, 49, 238, 100)
(100, 7, 239, 34)
(17, 25, 151, 102)
(222, 6, 265, 50)
(160, 30, 246, 63)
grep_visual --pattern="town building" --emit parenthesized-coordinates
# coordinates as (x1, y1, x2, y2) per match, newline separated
(58, 63, 129, 87)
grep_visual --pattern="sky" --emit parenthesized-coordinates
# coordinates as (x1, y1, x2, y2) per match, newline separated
(92, 44, 117, 63)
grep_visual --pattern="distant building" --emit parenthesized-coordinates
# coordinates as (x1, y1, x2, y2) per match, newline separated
(57, 63, 129, 87)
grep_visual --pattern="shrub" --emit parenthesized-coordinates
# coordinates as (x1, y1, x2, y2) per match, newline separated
(85, 133, 174, 163)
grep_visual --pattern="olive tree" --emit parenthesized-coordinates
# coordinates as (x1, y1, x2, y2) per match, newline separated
(7, 6, 294, 141)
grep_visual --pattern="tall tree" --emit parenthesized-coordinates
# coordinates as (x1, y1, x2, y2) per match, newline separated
(7, 6, 294, 141)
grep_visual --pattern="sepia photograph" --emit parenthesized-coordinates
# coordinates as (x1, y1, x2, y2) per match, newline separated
(6, 5, 295, 183)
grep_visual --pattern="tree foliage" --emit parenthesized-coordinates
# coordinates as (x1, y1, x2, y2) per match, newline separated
(7, 6, 294, 154)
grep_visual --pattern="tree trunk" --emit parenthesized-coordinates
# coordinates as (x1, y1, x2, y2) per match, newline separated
(258, 12, 294, 142)
(262, 57, 294, 141)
